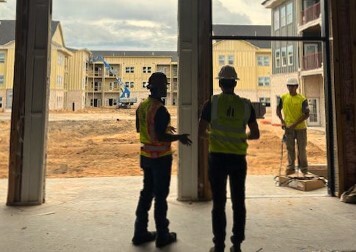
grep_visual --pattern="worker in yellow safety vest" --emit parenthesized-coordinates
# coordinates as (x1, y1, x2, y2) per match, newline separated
(132, 72, 192, 248)
(276, 77, 310, 176)
(199, 65, 260, 252)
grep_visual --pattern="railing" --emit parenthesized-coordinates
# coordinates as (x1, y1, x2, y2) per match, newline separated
(303, 52, 322, 70)
(301, 2, 321, 25)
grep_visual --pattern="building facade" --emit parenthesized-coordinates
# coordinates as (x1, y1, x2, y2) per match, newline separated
(1, 21, 271, 111)
(263, 0, 325, 127)
(213, 25, 272, 108)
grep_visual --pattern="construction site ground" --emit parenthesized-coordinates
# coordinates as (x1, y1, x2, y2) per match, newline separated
(1, 107, 356, 252)
(0, 106, 327, 179)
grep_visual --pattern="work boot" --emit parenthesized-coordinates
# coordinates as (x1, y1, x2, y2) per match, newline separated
(209, 246, 224, 252)
(285, 169, 295, 176)
(155, 232, 177, 248)
(132, 231, 157, 246)
(300, 169, 308, 175)
(230, 244, 242, 252)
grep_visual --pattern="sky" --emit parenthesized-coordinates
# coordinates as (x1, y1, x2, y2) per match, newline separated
(0, 0, 270, 51)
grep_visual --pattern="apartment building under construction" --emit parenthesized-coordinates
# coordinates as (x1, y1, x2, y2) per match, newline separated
(1, 20, 271, 111)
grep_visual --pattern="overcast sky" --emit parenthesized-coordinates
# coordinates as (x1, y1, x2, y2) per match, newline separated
(0, 0, 270, 50)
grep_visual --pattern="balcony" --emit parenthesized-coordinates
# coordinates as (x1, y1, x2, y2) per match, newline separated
(303, 52, 322, 71)
(301, 2, 320, 25)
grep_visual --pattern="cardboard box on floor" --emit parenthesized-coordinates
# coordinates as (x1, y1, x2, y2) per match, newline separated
(279, 173, 326, 191)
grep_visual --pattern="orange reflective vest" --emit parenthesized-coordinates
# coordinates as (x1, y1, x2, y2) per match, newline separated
(137, 97, 172, 158)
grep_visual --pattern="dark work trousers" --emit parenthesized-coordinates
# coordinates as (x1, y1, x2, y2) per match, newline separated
(134, 154, 172, 237)
(209, 153, 247, 249)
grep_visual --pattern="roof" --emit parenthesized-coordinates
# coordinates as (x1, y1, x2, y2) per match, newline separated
(0, 20, 60, 45)
(212, 24, 271, 49)
(91, 50, 178, 62)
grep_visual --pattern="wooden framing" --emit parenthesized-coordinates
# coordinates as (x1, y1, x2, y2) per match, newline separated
(330, 0, 356, 195)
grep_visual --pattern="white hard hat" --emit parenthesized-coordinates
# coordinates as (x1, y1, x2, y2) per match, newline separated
(286, 78, 299, 86)
(217, 65, 240, 80)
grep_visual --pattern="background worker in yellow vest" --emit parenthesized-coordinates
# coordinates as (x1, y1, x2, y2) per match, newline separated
(132, 72, 192, 248)
(276, 77, 310, 176)
(199, 65, 260, 252)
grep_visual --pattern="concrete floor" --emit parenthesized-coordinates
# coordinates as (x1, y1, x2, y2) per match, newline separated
(0, 176, 355, 252)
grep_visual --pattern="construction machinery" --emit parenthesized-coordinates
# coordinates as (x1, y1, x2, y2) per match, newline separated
(91, 55, 137, 109)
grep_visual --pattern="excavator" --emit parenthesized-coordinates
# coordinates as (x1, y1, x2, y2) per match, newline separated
(91, 55, 137, 109)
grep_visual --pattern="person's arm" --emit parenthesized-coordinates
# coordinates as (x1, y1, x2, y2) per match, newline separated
(288, 99, 310, 129)
(276, 98, 285, 128)
(155, 107, 192, 146)
(135, 107, 140, 133)
(198, 100, 211, 139)
(247, 105, 260, 140)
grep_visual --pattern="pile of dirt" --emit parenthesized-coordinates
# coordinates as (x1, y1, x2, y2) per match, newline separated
(0, 107, 326, 178)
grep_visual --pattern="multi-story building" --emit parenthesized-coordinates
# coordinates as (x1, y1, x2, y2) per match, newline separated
(0, 20, 72, 111)
(1, 20, 271, 111)
(85, 51, 178, 107)
(262, 0, 325, 127)
(213, 25, 272, 107)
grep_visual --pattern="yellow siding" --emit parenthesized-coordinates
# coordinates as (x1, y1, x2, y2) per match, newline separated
(0, 45, 15, 89)
(88, 56, 174, 93)
(213, 40, 272, 94)
(69, 50, 90, 91)
(51, 25, 65, 46)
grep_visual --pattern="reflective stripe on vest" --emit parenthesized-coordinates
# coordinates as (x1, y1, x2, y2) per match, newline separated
(138, 97, 172, 158)
(209, 94, 250, 155)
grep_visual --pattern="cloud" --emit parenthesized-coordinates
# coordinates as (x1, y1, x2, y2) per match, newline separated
(1, 0, 270, 50)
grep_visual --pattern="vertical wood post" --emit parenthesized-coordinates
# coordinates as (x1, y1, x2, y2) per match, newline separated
(330, 0, 356, 195)
(7, 0, 52, 205)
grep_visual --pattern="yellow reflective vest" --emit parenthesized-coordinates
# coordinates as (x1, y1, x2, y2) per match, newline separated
(137, 97, 172, 158)
(281, 93, 307, 129)
(209, 94, 251, 155)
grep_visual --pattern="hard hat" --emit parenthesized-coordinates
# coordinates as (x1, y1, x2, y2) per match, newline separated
(217, 65, 240, 80)
(286, 78, 299, 86)
(147, 72, 169, 89)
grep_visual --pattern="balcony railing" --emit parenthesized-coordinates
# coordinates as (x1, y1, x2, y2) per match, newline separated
(303, 52, 322, 70)
(301, 2, 321, 25)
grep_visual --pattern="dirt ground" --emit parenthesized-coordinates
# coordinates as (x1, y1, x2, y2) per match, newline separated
(0, 107, 327, 179)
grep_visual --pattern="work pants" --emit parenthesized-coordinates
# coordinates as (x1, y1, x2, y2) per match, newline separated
(134, 154, 172, 236)
(209, 153, 247, 250)
(285, 128, 308, 172)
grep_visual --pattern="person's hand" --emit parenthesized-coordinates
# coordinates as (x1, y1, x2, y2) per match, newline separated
(281, 120, 286, 130)
(179, 134, 192, 146)
(167, 126, 176, 134)
(287, 123, 296, 129)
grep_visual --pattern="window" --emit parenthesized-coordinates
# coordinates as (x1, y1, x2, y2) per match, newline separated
(94, 81, 101, 91)
(125, 67, 134, 73)
(56, 75, 63, 88)
(275, 49, 281, 68)
(259, 97, 271, 107)
(274, 9, 280, 30)
(57, 54, 63, 65)
(0, 97, 2, 108)
(287, 3, 293, 25)
(257, 56, 270, 66)
(0, 75, 4, 84)
(287, 45, 294, 66)
(280, 6, 286, 27)
(258, 77, 270, 87)
(0, 52, 5, 63)
(143, 66, 152, 73)
(109, 82, 115, 90)
(130, 82, 135, 88)
(227, 55, 234, 65)
(281, 47, 287, 66)
(142, 81, 149, 88)
(218, 55, 225, 65)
